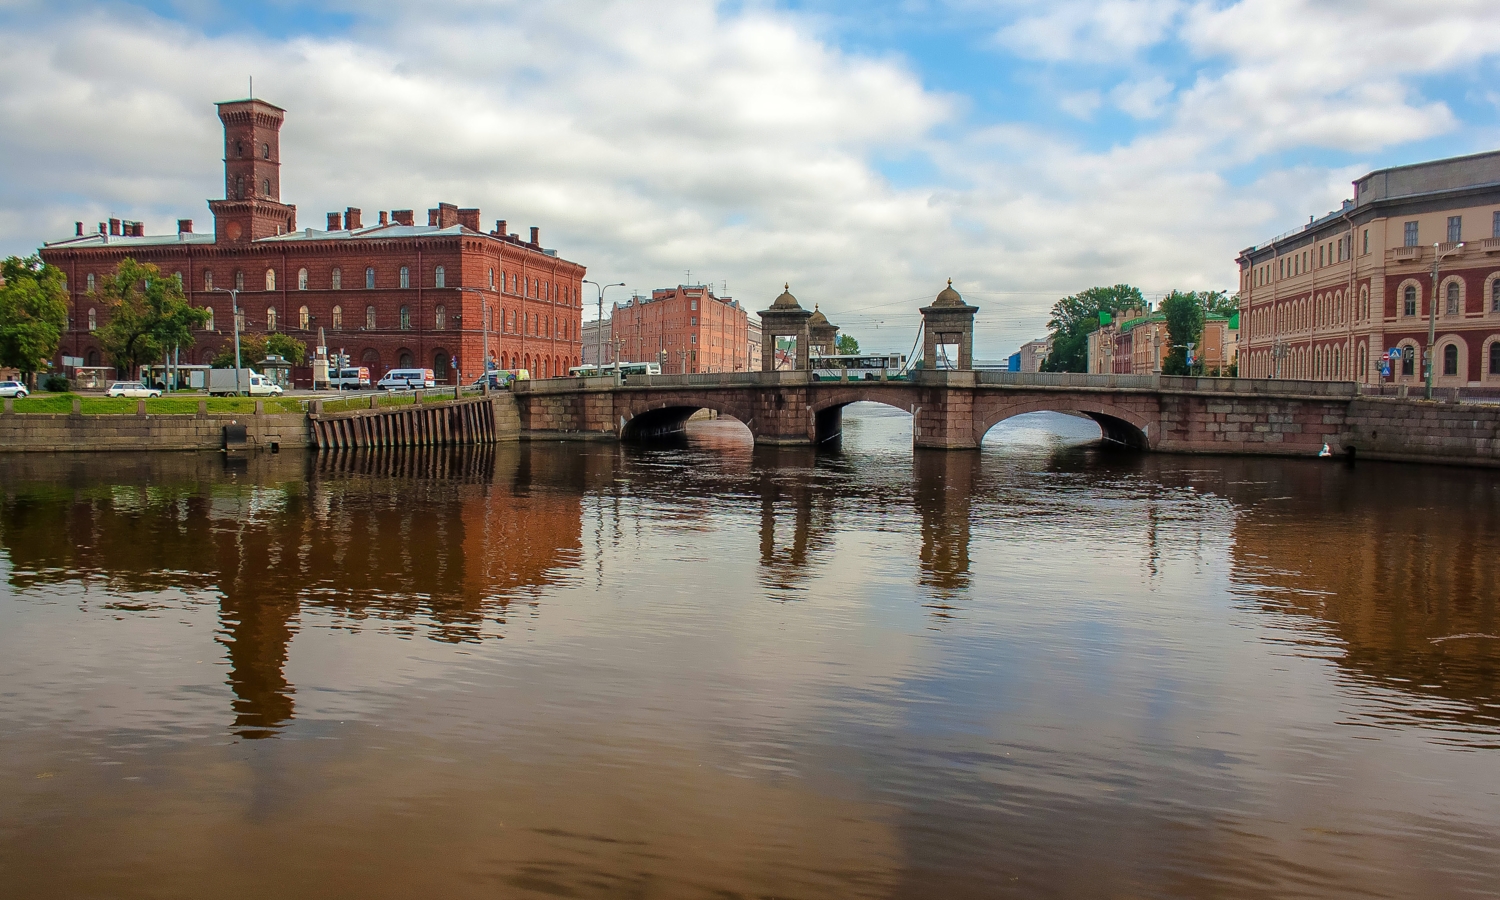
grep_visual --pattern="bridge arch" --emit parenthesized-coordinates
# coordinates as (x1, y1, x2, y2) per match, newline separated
(618, 395, 758, 442)
(975, 396, 1155, 450)
(808, 387, 917, 444)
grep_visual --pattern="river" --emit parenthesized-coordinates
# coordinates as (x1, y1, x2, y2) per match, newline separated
(1, 405, 1497, 898)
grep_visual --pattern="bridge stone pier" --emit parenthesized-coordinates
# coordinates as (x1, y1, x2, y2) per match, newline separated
(511, 369, 1500, 466)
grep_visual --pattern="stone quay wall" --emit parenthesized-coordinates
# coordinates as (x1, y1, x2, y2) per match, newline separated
(0, 408, 309, 452)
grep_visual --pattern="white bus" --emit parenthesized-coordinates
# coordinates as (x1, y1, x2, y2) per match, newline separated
(569, 362, 662, 378)
(811, 353, 907, 380)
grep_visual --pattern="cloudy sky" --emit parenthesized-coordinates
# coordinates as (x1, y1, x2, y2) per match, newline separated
(1, 0, 1497, 356)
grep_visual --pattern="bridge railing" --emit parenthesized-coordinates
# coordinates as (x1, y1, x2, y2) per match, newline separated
(975, 370, 1363, 397)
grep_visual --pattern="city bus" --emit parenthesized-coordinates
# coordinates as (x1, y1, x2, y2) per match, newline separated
(810, 353, 908, 380)
(568, 362, 663, 378)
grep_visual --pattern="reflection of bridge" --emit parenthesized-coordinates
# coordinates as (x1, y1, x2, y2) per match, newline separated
(517, 369, 1428, 455)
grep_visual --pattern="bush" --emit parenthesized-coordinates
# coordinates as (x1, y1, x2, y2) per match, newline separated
(43, 374, 69, 392)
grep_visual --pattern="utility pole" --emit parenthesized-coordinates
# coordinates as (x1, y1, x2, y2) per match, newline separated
(583, 280, 624, 371)
(211, 287, 243, 395)
(1426, 240, 1464, 400)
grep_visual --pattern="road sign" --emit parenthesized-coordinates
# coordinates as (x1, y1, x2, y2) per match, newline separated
(1381, 350, 1390, 361)
(1388, 347, 1402, 360)
(1381, 363, 1391, 378)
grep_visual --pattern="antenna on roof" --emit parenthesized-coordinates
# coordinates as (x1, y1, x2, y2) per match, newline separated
(249, 75, 253, 99)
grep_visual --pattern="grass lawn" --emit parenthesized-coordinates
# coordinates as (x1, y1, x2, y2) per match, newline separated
(9, 393, 305, 415)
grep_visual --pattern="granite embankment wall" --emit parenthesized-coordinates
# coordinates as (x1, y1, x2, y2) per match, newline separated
(0, 394, 522, 453)
(0, 408, 310, 452)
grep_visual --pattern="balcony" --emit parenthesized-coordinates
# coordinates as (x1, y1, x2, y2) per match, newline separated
(1390, 245, 1423, 263)
(1481, 237, 1500, 254)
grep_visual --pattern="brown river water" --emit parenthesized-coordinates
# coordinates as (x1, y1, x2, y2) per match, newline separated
(1, 405, 1498, 899)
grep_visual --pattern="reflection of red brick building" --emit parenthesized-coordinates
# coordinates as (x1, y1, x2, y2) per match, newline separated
(40, 98, 586, 382)
(611, 285, 752, 373)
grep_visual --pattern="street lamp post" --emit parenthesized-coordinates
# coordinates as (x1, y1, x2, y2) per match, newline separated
(1425, 240, 1465, 400)
(210, 287, 243, 395)
(583, 280, 625, 372)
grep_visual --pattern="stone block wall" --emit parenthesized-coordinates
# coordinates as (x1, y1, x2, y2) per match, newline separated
(0, 411, 309, 452)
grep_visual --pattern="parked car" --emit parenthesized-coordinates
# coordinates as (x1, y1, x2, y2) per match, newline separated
(377, 368, 437, 391)
(106, 382, 162, 399)
(0, 380, 29, 399)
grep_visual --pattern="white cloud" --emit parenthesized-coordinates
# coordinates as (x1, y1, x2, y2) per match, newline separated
(0, 0, 1497, 356)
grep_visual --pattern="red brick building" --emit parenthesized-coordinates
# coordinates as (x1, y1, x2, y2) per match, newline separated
(611, 284, 752, 373)
(40, 98, 586, 383)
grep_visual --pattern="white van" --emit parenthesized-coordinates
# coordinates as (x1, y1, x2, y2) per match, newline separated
(328, 366, 372, 390)
(377, 368, 436, 391)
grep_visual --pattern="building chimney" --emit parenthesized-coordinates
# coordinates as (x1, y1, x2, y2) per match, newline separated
(427, 203, 459, 229)
(379, 210, 389, 226)
(75, 222, 83, 236)
(133, 222, 146, 237)
(345, 207, 362, 230)
(177, 219, 193, 234)
(98, 223, 106, 234)
(328, 212, 342, 230)
(109, 218, 121, 236)
(392, 209, 414, 226)
(495, 219, 507, 237)
(457, 208, 481, 232)
(530, 226, 539, 246)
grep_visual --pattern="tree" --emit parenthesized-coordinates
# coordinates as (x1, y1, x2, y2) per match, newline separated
(835, 333, 859, 355)
(1160, 290, 1205, 376)
(95, 258, 208, 379)
(210, 332, 307, 369)
(0, 256, 70, 387)
(1039, 284, 1144, 372)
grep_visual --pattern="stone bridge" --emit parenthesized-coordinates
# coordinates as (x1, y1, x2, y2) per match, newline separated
(513, 369, 1500, 465)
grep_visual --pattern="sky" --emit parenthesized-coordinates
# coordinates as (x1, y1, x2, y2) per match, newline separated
(1, 0, 1497, 357)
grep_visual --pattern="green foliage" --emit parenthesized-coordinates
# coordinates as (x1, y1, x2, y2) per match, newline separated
(43, 374, 69, 392)
(835, 333, 860, 354)
(1202, 290, 1239, 318)
(95, 258, 208, 378)
(1039, 284, 1144, 373)
(0, 255, 70, 384)
(210, 331, 307, 369)
(1160, 291, 1206, 375)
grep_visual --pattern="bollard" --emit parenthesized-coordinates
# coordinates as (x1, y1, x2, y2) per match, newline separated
(2, 397, 11, 414)
(136, 400, 147, 417)
(72, 397, 81, 414)
(415, 390, 424, 405)
(254, 400, 264, 415)
(312, 399, 324, 415)
(197, 399, 208, 417)
(369, 393, 379, 409)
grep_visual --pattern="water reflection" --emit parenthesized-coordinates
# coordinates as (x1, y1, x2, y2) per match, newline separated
(2, 413, 1499, 898)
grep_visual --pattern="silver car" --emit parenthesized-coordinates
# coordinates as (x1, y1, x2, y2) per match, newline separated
(0, 380, 28, 399)
(105, 382, 162, 399)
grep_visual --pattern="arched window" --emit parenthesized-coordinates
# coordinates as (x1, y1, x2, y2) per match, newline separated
(265, 269, 276, 291)
(235, 308, 245, 331)
(398, 351, 413, 369)
(365, 306, 376, 329)
(1492, 279, 1500, 313)
(1491, 343, 1500, 375)
(87, 308, 96, 331)
(332, 268, 342, 290)
(1446, 281, 1461, 316)
(1401, 344, 1416, 377)
(435, 266, 446, 288)
(86, 273, 95, 293)
(299, 305, 310, 330)
(399, 306, 411, 330)
(262, 143, 270, 159)
(235, 176, 244, 199)
(488, 268, 495, 289)
(262, 179, 270, 198)
(365, 267, 375, 290)
(332, 305, 343, 330)
(235, 140, 243, 158)
(435, 304, 446, 329)
(400, 266, 410, 289)
(267, 307, 277, 331)
(204, 307, 214, 331)
(298, 268, 308, 290)
(1443, 343, 1459, 376)
(1403, 285, 1417, 317)
(235, 270, 244, 292)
